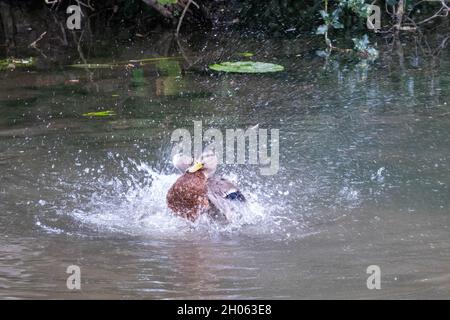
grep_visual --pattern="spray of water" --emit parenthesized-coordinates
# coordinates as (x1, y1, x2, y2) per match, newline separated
(36, 152, 308, 240)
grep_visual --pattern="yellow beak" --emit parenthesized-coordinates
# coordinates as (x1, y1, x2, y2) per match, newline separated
(187, 162, 203, 173)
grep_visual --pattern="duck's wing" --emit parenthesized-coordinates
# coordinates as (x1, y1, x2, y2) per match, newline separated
(207, 177, 246, 202)
(206, 177, 246, 222)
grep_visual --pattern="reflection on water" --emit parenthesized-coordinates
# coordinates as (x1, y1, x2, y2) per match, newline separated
(0, 32, 449, 299)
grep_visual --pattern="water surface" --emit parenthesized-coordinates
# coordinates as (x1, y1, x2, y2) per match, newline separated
(0, 33, 449, 299)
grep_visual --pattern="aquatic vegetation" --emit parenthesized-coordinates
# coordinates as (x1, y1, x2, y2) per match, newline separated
(209, 61, 284, 73)
(0, 57, 35, 70)
(316, 1, 379, 60)
(156, 0, 178, 4)
(156, 60, 182, 76)
(82, 110, 116, 117)
(316, 8, 344, 37)
(68, 63, 117, 69)
(131, 69, 146, 86)
(155, 60, 185, 96)
(126, 57, 181, 63)
(237, 52, 255, 57)
(68, 57, 180, 69)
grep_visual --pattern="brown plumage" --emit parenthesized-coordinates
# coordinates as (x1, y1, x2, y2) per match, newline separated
(167, 151, 246, 222)
(166, 170, 210, 221)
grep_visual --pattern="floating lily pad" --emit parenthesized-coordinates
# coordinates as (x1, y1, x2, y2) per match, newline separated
(82, 110, 116, 117)
(209, 61, 284, 73)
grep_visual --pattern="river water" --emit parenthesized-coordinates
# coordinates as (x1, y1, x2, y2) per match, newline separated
(0, 32, 449, 299)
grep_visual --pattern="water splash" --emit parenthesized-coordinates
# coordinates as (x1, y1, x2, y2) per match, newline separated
(35, 154, 306, 240)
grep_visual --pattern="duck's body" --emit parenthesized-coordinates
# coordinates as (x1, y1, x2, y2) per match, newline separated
(166, 170, 210, 221)
(166, 151, 246, 222)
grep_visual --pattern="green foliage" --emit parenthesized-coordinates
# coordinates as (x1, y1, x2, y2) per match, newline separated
(237, 52, 255, 57)
(316, 25, 328, 35)
(156, 60, 182, 76)
(317, 8, 344, 34)
(68, 63, 116, 69)
(156, 0, 178, 4)
(339, 0, 371, 18)
(316, 0, 379, 60)
(352, 34, 370, 52)
(209, 61, 284, 73)
(352, 35, 379, 60)
(68, 57, 180, 69)
(0, 57, 35, 70)
(131, 68, 146, 86)
(82, 110, 116, 117)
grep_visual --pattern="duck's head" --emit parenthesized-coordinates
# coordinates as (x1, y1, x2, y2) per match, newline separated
(172, 153, 193, 173)
(187, 150, 218, 178)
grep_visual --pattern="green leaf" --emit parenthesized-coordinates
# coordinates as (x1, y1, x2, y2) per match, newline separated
(82, 110, 116, 117)
(332, 21, 344, 29)
(352, 35, 379, 61)
(359, 4, 371, 18)
(209, 61, 284, 73)
(127, 57, 180, 63)
(237, 52, 254, 57)
(319, 10, 329, 20)
(316, 50, 330, 58)
(331, 8, 342, 19)
(353, 34, 370, 51)
(156, 0, 178, 5)
(316, 24, 328, 35)
(366, 47, 379, 60)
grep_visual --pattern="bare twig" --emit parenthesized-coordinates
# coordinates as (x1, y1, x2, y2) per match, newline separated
(415, 1, 448, 25)
(75, 0, 95, 11)
(394, 0, 405, 31)
(50, 11, 68, 46)
(29, 31, 47, 48)
(176, 0, 193, 37)
(190, 0, 200, 9)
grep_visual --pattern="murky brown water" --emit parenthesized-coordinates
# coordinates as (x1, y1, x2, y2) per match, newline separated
(0, 32, 449, 299)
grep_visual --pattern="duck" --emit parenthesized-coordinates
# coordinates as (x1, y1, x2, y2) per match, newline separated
(166, 150, 246, 222)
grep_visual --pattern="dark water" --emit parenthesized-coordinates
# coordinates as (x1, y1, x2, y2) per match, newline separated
(0, 32, 449, 299)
